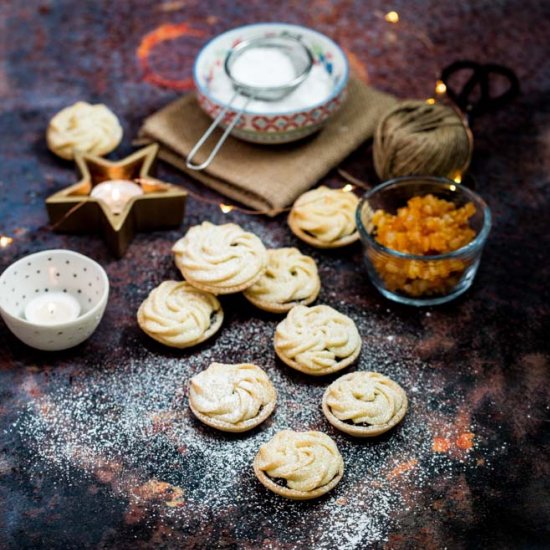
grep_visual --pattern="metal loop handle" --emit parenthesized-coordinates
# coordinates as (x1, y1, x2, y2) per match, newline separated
(186, 92, 252, 171)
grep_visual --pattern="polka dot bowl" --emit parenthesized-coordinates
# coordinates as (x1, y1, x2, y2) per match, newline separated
(0, 249, 109, 351)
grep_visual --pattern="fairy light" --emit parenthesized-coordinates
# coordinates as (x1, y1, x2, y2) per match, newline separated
(426, 98, 436, 105)
(435, 79, 447, 95)
(453, 173, 462, 184)
(449, 184, 457, 191)
(342, 184, 355, 192)
(0, 235, 14, 248)
(385, 11, 399, 23)
(219, 203, 234, 214)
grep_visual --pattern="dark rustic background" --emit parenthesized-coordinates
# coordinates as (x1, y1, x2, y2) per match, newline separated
(1, 1, 549, 549)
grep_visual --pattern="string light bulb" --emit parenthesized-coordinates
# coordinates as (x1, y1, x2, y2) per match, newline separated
(219, 203, 234, 214)
(0, 235, 13, 248)
(435, 80, 447, 95)
(426, 98, 436, 105)
(453, 173, 462, 183)
(342, 184, 355, 192)
(384, 11, 399, 23)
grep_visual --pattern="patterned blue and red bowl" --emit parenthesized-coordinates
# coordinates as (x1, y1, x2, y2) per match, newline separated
(193, 23, 350, 144)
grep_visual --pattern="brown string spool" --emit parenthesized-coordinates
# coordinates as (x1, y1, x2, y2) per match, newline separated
(373, 100, 473, 181)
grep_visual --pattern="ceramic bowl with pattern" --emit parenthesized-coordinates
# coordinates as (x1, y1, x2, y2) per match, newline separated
(193, 23, 349, 144)
(0, 249, 109, 351)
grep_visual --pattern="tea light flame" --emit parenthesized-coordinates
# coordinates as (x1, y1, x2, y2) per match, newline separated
(90, 180, 144, 215)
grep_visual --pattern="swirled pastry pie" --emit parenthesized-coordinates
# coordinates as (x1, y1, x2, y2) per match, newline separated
(253, 430, 344, 500)
(243, 248, 320, 313)
(288, 186, 360, 248)
(322, 372, 408, 437)
(137, 281, 223, 348)
(47, 101, 123, 160)
(274, 305, 361, 375)
(172, 222, 268, 294)
(189, 362, 276, 432)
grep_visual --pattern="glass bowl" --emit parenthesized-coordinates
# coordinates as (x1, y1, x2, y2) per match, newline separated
(355, 176, 492, 306)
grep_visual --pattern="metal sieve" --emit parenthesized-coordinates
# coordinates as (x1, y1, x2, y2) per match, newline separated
(186, 35, 314, 171)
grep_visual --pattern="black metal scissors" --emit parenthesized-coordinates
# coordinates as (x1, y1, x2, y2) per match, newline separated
(440, 60, 520, 123)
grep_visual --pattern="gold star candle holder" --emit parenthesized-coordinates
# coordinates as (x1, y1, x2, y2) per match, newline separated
(46, 144, 186, 258)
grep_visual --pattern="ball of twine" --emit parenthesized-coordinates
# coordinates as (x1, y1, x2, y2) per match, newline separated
(373, 100, 473, 181)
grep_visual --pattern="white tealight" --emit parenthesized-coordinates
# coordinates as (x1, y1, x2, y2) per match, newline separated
(230, 47, 297, 88)
(90, 180, 144, 214)
(24, 292, 81, 326)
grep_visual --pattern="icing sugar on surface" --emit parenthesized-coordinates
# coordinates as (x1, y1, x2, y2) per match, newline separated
(9, 224, 502, 549)
(11, 290, 498, 548)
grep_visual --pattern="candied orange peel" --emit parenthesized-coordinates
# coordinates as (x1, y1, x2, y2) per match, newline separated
(370, 194, 477, 297)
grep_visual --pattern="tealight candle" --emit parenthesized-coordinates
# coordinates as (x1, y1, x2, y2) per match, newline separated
(90, 180, 144, 214)
(24, 292, 81, 326)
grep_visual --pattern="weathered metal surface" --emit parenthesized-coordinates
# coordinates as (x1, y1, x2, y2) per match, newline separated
(0, 1, 549, 548)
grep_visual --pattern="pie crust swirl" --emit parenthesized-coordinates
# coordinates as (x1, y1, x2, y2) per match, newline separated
(288, 186, 359, 248)
(46, 101, 123, 160)
(189, 362, 276, 432)
(322, 371, 408, 437)
(253, 430, 344, 500)
(274, 305, 361, 375)
(137, 281, 223, 348)
(172, 222, 268, 294)
(243, 248, 320, 313)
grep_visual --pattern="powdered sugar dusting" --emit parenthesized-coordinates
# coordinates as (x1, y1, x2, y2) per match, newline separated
(11, 280, 500, 548)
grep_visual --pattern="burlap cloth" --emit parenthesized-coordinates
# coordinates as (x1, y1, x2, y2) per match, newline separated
(138, 78, 396, 215)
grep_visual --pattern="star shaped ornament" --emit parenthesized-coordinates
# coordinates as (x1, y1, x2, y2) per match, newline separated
(46, 144, 186, 257)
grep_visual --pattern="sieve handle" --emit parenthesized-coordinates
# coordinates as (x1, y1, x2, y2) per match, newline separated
(186, 92, 252, 171)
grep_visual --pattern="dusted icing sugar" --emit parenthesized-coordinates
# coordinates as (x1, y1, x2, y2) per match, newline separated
(208, 56, 335, 114)
(231, 47, 297, 87)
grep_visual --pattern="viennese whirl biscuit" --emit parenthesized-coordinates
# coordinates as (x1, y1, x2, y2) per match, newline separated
(322, 371, 408, 437)
(288, 186, 359, 248)
(189, 362, 276, 432)
(173, 222, 267, 294)
(253, 430, 344, 500)
(243, 247, 320, 313)
(137, 281, 223, 348)
(47, 101, 122, 160)
(274, 304, 361, 375)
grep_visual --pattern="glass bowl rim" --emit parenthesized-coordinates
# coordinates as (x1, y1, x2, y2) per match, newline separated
(355, 176, 492, 261)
